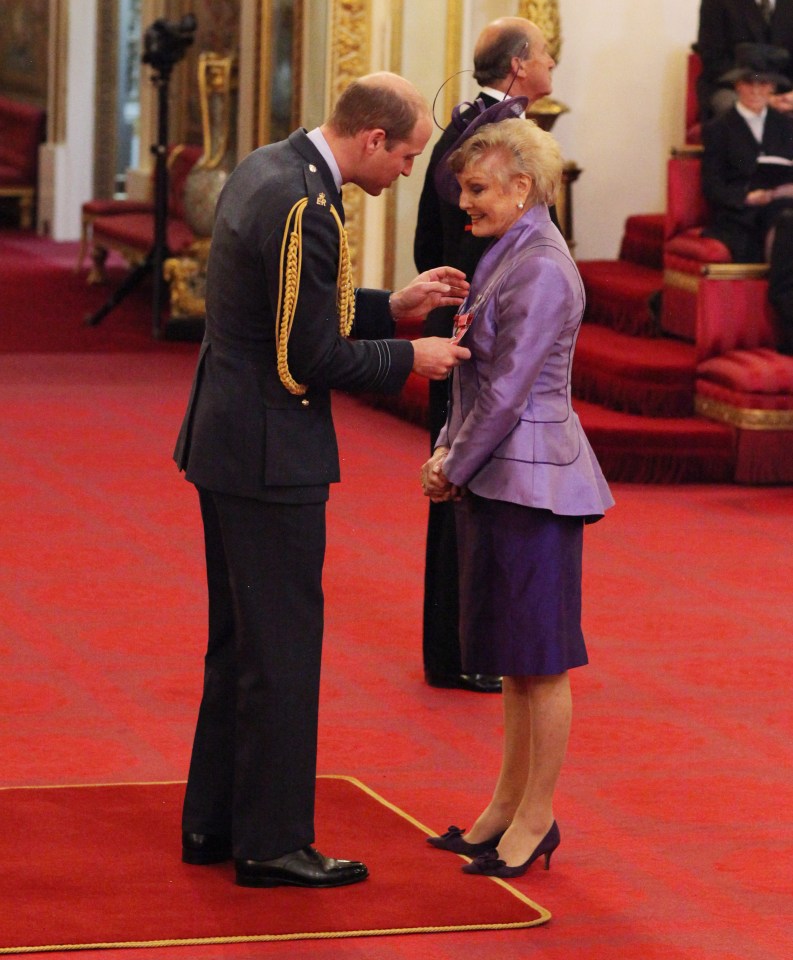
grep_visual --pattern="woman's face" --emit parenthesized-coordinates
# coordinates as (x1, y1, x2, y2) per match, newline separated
(456, 151, 530, 239)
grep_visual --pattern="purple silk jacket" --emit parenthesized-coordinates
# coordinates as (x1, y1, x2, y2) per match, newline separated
(436, 204, 614, 520)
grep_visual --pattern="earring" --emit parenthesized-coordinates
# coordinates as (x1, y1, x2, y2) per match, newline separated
(517, 201, 524, 209)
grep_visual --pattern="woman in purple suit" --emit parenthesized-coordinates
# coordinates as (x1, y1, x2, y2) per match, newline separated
(420, 106, 614, 878)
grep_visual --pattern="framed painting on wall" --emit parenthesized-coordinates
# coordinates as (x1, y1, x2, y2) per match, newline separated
(0, 0, 49, 104)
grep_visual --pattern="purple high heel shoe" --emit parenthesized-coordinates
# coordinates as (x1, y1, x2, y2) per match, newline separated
(427, 825, 506, 856)
(462, 821, 560, 877)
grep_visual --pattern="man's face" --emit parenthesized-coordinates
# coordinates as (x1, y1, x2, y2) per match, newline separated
(517, 26, 555, 103)
(358, 114, 433, 196)
(736, 78, 775, 113)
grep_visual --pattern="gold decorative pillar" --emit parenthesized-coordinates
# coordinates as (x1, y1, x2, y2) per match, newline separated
(328, 0, 371, 282)
(520, 0, 579, 249)
(519, 0, 567, 130)
(443, 0, 463, 125)
(519, 0, 561, 61)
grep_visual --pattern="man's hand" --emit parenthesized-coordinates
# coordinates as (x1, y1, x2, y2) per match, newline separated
(746, 189, 773, 206)
(770, 91, 793, 113)
(411, 337, 470, 379)
(390, 267, 469, 319)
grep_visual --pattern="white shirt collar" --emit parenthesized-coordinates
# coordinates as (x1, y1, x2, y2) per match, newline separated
(736, 101, 767, 142)
(306, 127, 343, 191)
(479, 86, 511, 102)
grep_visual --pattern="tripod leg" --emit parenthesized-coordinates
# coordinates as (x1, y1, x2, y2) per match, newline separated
(151, 247, 168, 339)
(84, 256, 153, 326)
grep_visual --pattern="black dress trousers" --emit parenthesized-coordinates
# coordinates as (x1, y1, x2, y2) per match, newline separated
(182, 486, 326, 862)
(421, 304, 463, 679)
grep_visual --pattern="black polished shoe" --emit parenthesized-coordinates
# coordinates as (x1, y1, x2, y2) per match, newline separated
(425, 673, 502, 693)
(182, 831, 233, 865)
(235, 846, 369, 888)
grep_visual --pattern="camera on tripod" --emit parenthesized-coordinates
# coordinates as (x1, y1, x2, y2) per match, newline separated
(142, 13, 197, 75)
(85, 12, 198, 334)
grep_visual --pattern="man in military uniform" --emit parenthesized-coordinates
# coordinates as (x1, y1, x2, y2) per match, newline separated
(175, 72, 470, 889)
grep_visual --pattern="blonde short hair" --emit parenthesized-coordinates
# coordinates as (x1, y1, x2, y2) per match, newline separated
(448, 117, 562, 206)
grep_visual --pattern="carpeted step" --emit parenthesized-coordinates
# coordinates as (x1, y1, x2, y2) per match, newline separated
(618, 213, 666, 270)
(574, 398, 735, 483)
(577, 258, 662, 337)
(573, 324, 697, 417)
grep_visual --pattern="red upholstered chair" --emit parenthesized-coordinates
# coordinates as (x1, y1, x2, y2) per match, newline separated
(685, 51, 703, 146)
(695, 303, 793, 482)
(661, 149, 793, 481)
(0, 97, 46, 229)
(696, 351, 793, 482)
(661, 149, 769, 346)
(81, 144, 203, 282)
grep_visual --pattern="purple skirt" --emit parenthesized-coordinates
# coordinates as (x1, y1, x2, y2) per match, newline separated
(454, 494, 588, 676)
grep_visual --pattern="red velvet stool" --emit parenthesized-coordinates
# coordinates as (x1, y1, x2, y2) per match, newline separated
(696, 349, 793, 483)
(619, 213, 665, 270)
(577, 213, 664, 337)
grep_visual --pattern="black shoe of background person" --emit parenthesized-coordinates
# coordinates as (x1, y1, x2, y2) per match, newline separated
(182, 831, 233, 865)
(425, 672, 502, 693)
(235, 846, 369, 888)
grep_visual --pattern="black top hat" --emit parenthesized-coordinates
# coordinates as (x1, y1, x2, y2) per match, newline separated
(718, 42, 792, 90)
(434, 95, 529, 204)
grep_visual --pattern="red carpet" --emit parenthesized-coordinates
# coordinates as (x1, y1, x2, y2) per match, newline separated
(0, 230, 792, 959)
(0, 231, 198, 353)
(0, 778, 546, 953)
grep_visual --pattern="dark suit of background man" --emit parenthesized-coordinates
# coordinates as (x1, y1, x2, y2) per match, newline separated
(697, 0, 793, 118)
(702, 44, 793, 352)
(174, 72, 470, 890)
(413, 17, 555, 694)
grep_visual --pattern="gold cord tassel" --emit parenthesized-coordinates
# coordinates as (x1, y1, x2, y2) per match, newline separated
(330, 205, 355, 338)
(275, 198, 356, 395)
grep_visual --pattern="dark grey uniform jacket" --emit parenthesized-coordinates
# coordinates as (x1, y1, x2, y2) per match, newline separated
(174, 129, 414, 501)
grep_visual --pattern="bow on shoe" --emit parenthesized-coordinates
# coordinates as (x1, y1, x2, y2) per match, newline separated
(468, 850, 504, 872)
(438, 825, 465, 841)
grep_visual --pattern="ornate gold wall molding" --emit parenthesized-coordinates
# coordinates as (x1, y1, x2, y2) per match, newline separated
(519, 1, 568, 131)
(518, 0, 561, 63)
(443, 0, 463, 123)
(328, 0, 370, 282)
(256, 0, 303, 146)
(383, 1, 404, 291)
(93, 2, 119, 199)
(48, 0, 68, 144)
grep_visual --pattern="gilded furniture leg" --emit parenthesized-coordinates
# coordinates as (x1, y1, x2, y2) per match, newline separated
(18, 194, 33, 230)
(87, 245, 109, 285)
(76, 216, 92, 272)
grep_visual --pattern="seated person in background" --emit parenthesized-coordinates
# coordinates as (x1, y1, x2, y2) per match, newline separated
(702, 42, 793, 352)
(697, 0, 793, 119)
